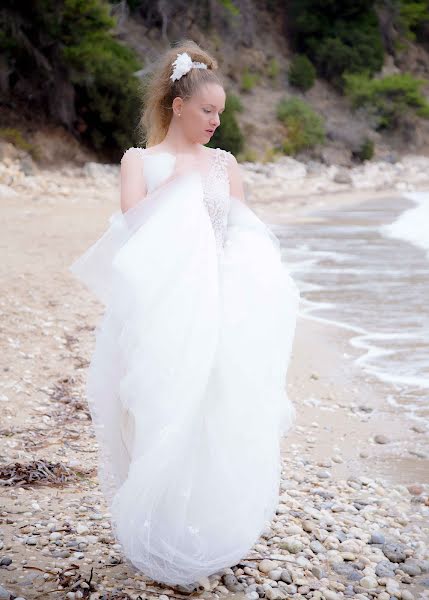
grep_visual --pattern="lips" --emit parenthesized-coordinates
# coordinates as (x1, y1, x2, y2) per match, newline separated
(206, 129, 214, 134)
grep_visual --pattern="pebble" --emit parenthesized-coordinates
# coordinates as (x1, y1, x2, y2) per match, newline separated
(322, 589, 340, 600)
(369, 532, 385, 544)
(375, 560, 396, 577)
(360, 576, 378, 589)
(280, 538, 302, 553)
(310, 540, 326, 554)
(374, 434, 390, 444)
(258, 559, 279, 574)
(311, 565, 326, 579)
(382, 543, 407, 563)
(280, 569, 292, 583)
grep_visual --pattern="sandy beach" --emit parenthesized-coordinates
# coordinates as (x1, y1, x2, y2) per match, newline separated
(0, 160, 428, 599)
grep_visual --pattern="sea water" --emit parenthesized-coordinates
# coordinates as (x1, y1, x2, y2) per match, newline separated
(274, 190, 429, 423)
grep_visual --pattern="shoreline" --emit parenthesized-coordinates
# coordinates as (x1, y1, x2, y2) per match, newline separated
(255, 185, 429, 488)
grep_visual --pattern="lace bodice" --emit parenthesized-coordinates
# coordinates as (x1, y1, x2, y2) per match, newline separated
(122, 146, 232, 255)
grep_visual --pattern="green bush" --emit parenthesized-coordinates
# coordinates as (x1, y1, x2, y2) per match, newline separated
(288, 55, 316, 91)
(276, 97, 325, 155)
(0, 0, 142, 157)
(353, 138, 374, 162)
(288, 1, 384, 88)
(267, 57, 280, 79)
(0, 128, 41, 160)
(240, 68, 260, 92)
(344, 72, 429, 130)
(209, 93, 244, 156)
(396, 0, 429, 41)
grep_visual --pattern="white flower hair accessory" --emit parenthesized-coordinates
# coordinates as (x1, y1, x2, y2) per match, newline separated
(170, 51, 208, 82)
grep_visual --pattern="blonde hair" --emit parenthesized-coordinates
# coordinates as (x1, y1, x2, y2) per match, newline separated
(138, 39, 224, 147)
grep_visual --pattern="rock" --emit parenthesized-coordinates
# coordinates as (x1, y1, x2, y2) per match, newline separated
(280, 569, 292, 584)
(221, 573, 244, 592)
(279, 539, 302, 553)
(317, 470, 332, 479)
(25, 536, 38, 545)
(264, 586, 283, 600)
(359, 576, 378, 589)
(76, 524, 89, 534)
(268, 569, 282, 581)
(375, 560, 396, 577)
(310, 565, 325, 579)
(310, 540, 326, 554)
(374, 434, 389, 444)
(323, 589, 340, 600)
(0, 586, 11, 600)
(401, 561, 421, 577)
(332, 563, 361, 581)
(0, 557, 12, 566)
(333, 169, 352, 184)
(369, 533, 385, 545)
(302, 521, 315, 533)
(341, 552, 356, 561)
(385, 577, 400, 595)
(417, 559, 429, 572)
(258, 559, 279, 574)
(339, 540, 361, 554)
(407, 484, 423, 495)
(382, 543, 407, 563)
(410, 424, 426, 433)
(401, 591, 415, 600)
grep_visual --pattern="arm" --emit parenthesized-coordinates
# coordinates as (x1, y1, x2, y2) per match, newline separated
(120, 148, 147, 214)
(227, 152, 246, 204)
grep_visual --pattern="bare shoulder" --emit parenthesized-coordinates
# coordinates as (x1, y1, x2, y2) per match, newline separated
(120, 146, 145, 164)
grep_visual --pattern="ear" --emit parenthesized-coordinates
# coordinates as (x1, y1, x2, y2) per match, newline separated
(172, 96, 183, 116)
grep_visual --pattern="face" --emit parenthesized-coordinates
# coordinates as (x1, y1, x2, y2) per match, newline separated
(173, 82, 226, 143)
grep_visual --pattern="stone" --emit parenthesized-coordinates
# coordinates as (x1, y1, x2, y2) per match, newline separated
(280, 569, 292, 584)
(382, 543, 406, 563)
(310, 540, 326, 554)
(258, 559, 279, 574)
(279, 539, 302, 553)
(401, 561, 421, 577)
(375, 560, 396, 577)
(312, 565, 326, 579)
(369, 533, 385, 545)
(360, 576, 378, 589)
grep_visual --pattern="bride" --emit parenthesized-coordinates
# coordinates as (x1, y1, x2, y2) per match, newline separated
(69, 39, 300, 591)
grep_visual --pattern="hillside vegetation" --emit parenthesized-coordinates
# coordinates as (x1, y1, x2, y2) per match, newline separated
(0, 0, 428, 165)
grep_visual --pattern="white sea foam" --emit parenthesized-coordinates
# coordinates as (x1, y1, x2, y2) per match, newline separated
(379, 190, 429, 260)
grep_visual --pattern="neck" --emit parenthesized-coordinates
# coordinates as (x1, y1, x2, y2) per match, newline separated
(161, 120, 203, 155)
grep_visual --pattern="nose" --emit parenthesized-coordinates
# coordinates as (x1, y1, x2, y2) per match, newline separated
(211, 114, 220, 127)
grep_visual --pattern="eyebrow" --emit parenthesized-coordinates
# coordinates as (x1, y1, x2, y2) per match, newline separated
(205, 103, 225, 110)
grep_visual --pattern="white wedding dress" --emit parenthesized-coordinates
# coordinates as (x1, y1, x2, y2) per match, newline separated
(69, 146, 300, 588)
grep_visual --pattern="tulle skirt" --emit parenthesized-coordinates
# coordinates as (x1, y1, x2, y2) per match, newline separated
(69, 171, 300, 587)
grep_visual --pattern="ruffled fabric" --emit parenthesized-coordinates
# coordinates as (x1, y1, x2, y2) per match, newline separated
(69, 170, 300, 587)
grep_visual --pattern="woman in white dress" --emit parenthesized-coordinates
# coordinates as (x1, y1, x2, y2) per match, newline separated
(69, 40, 300, 591)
